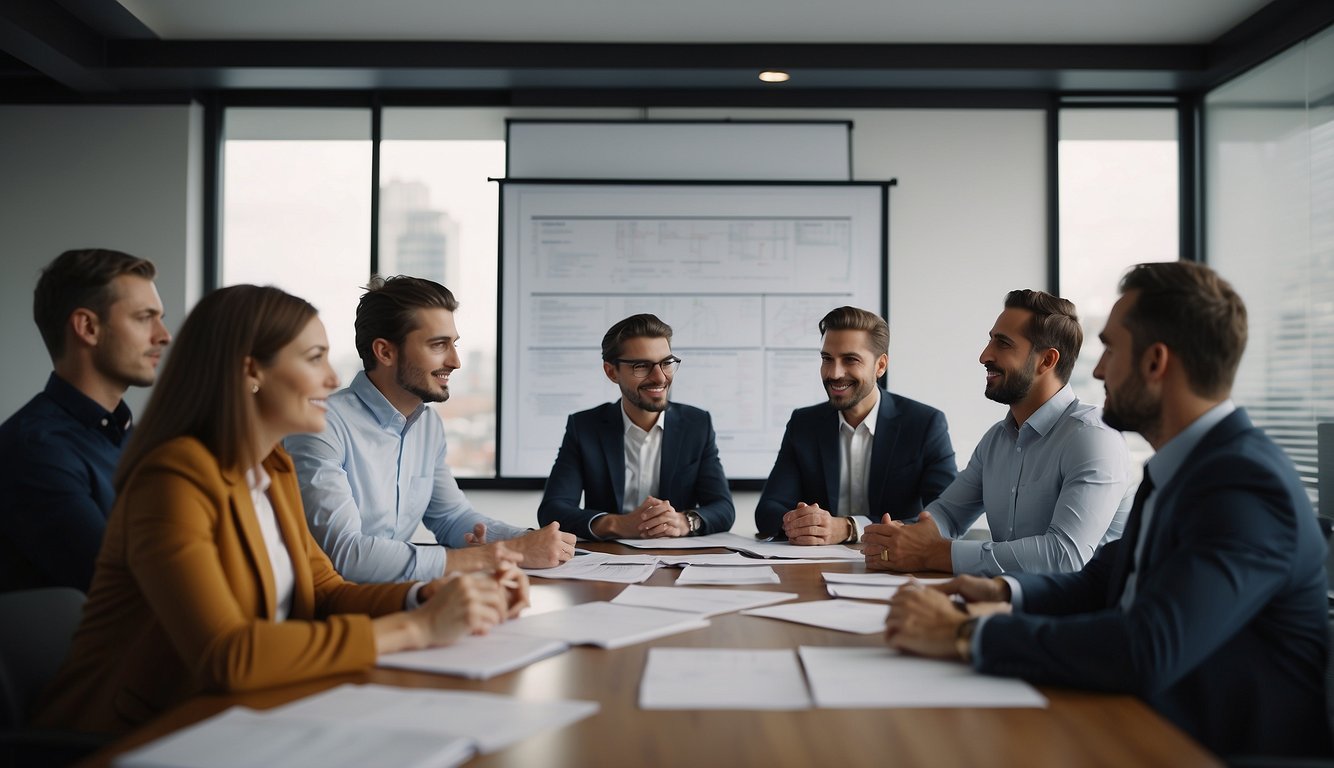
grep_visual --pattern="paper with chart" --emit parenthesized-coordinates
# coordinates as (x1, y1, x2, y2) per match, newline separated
(639, 648, 813, 710)
(376, 633, 568, 679)
(797, 647, 1048, 708)
(494, 600, 710, 649)
(742, 598, 888, 634)
(611, 584, 797, 617)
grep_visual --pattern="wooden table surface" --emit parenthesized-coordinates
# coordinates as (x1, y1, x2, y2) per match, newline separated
(82, 544, 1222, 768)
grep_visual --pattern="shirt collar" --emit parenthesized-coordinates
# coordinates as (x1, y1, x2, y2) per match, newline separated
(1145, 399, 1236, 490)
(620, 400, 665, 437)
(838, 387, 881, 436)
(245, 463, 272, 495)
(43, 371, 133, 434)
(1010, 383, 1076, 437)
(350, 370, 427, 430)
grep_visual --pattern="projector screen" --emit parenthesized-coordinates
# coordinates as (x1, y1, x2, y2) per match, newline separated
(499, 180, 888, 480)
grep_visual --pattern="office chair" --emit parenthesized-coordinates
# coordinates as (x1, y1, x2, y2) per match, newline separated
(0, 587, 105, 767)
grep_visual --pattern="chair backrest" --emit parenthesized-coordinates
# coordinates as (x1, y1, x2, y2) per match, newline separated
(0, 588, 85, 729)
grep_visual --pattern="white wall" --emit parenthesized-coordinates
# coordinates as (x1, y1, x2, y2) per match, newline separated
(0, 104, 204, 417)
(0, 104, 1042, 466)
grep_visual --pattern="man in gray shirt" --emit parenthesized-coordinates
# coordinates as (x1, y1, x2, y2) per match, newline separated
(862, 289, 1132, 576)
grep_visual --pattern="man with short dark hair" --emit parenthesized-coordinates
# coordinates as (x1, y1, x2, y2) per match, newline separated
(0, 248, 170, 591)
(863, 289, 1132, 576)
(755, 306, 957, 545)
(885, 262, 1331, 760)
(537, 314, 735, 540)
(286, 275, 576, 583)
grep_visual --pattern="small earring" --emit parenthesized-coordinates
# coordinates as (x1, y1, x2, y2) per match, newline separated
(251, 384, 259, 394)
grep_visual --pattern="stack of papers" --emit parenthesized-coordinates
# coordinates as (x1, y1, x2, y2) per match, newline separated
(615, 532, 862, 560)
(115, 684, 599, 768)
(377, 633, 568, 680)
(522, 551, 658, 583)
(741, 598, 888, 634)
(674, 564, 780, 585)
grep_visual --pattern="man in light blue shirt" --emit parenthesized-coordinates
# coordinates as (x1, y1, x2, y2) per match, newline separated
(863, 289, 1131, 576)
(286, 276, 576, 583)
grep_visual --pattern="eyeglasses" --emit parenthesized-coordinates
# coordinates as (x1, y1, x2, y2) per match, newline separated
(613, 356, 682, 378)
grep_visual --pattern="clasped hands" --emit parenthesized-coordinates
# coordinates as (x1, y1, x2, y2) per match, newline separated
(590, 496, 690, 539)
(453, 521, 577, 570)
(860, 510, 952, 572)
(410, 560, 531, 648)
(883, 575, 1012, 660)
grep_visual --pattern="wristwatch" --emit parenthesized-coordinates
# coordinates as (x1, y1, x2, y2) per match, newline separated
(955, 617, 979, 663)
(685, 510, 703, 536)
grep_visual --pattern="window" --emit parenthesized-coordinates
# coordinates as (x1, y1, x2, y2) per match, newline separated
(1059, 107, 1180, 466)
(222, 109, 373, 388)
(1206, 25, 1334, 506)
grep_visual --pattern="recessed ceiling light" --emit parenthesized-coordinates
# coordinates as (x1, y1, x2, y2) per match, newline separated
(758, 70, 790, 83)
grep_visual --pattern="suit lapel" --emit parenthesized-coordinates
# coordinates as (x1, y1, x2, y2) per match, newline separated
(867, 390, 899, 517)
(820, 406, 841, 514)
(224, 466, 276, 619)
(658, 405, 682, 501)
(600, 402, 627, 513)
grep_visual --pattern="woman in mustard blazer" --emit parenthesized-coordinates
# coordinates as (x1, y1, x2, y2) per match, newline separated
(37, 285, 526, 735)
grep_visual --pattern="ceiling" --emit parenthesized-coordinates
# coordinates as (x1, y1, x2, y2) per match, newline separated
(1, 0, 1331, 105)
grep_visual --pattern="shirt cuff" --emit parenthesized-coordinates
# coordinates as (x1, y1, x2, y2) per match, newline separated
(1000, 575, 1024, 611)
(404, 581, 426, 610)
(587, 512, 608, 540)
(851, 516, 872, 542)
(950, 539, 987, 576)
(419, 544, 447, 579)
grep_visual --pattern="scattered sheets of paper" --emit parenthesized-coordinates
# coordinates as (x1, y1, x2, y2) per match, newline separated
(798, 647, 1047, 708)
(825, 583, 897, 601)
(377, 633, 567, 679)
(494, 600, 710, 649)
(115, 683, 600, 767)
(821, 572, 952, 586)
(639, 649, 813, 710)
(656, 552, 852, 567)
(611, 584, 797, 617)
(742, 598, 888, 634)
(614, 531, 761, 550)
(674, 565, 780, 585)
(523, 551, 658, 583)
(616, 531, 863, 560)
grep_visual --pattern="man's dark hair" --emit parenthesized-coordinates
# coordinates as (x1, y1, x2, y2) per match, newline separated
(355, 275, 459, 371)
(818, 306, 889, 358)
(1003, 289, 1082, 383)
(1118, 261, 1247, 398)
(601, 314, 673, 362)
(33, 248, 157, 360)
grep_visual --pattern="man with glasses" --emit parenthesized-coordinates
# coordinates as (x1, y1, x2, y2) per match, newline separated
(757, 306, 957, 546)
(538, 314, 735, 540)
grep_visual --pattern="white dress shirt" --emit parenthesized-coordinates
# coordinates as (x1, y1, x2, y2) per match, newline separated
(837, 389, 880, 538)
(621, 402, 664, 513)
(246, 464, 294, 622)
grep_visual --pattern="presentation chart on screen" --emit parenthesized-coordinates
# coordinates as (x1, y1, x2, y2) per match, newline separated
(501, 182, 887, 479)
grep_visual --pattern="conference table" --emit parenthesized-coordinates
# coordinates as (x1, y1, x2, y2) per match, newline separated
(83, 542, 1221, 768)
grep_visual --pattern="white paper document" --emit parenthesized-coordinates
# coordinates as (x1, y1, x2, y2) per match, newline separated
(657, 552, 850, 567)
(523, 552, 658, 583)
(377, 633, 568, 679)
(611, 584, 797, 617)
(114, 707, 473, 768)
(742, 598, 888, 634)
(614, 531, 759, 550)
(822, 572, 952, 586)
(495, 600, 710, 649)
(825, 583, 897, 601)
(798, 647, 1048, 708)
(269, 684, 600, 754)
(616, 531, 863, 560)
(674, 565, 781, 585)
(639, 648, 813, 710)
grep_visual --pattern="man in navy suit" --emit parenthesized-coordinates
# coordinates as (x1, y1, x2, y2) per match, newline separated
(538, 314, 734, 540)
(886, 262, 1331, 760)
(755, 306, 957, 545)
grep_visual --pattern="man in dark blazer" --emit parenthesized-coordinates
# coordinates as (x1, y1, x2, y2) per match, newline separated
(538, 314, 734, 540)
(885, 261, 1331, 761)
(755, 306, 956, 544)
